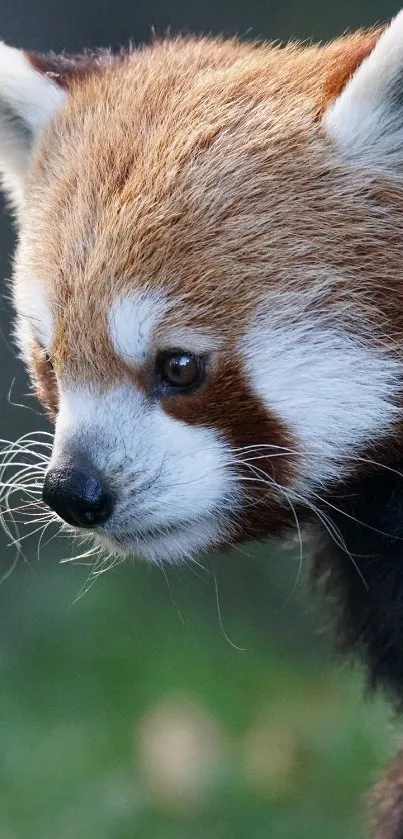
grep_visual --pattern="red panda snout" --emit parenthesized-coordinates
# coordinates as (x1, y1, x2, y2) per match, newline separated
(42, 459, 115, 529)
(43, 379, 247, 562)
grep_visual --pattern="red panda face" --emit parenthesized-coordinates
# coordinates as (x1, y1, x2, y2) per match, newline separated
(2, 20, 403, 562)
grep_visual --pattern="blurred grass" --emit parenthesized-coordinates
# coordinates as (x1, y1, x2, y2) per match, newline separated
(0, 542, 398, 839)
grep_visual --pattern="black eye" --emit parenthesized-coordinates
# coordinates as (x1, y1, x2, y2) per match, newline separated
(157, 351, 205, 392)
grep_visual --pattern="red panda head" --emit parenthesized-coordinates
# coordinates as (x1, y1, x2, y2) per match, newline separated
(1, 17, 403, 566)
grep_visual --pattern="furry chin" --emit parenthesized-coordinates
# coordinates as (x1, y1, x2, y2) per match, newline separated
(92, 515, 226, 564)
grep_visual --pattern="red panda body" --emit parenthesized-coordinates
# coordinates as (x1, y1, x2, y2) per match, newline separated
(3, 15, 403, 837)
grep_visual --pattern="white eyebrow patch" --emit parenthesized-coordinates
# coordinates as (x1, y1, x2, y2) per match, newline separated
(161, 325, 222, 354)
(109, 291, 168, 366)
(109, 291, 220, 364)
(13, 279, 54, 347)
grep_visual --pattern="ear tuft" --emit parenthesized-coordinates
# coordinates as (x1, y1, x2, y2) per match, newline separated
(0, 42, 67, 207)
(324, 10, 403, 171)
(318, 31, 382, 117)
(0, 43, 119, 208)
(27, 48, 115, 89)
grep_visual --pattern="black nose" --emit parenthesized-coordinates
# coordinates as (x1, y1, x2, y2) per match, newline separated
(42, 465, 114, 528)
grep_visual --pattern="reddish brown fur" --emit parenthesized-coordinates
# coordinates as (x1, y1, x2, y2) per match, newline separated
(23, 32, 403, 376)
(317, 30, 382, 115)
(13, 28, 403, 834)
(18, 31, 403, 541)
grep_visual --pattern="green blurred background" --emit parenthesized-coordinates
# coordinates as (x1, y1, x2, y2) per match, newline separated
(0, 2, 402, 838)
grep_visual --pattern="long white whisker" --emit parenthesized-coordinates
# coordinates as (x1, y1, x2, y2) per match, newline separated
(290, 492, 369, 590)
(212, 570, 247, 652)
(237, 469, 369, 590)
(37, 520, 63, 560)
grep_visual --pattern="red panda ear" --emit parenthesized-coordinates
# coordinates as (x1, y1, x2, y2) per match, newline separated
(27, 49, 114, 90)
(324, 11, 403, 172)
(318, 30, 382, 116)
(0, 43, 114, 209)
(0, 42, 65, 207)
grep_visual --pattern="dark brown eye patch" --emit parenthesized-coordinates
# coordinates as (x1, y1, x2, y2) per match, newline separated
(155, 350, 206, 394)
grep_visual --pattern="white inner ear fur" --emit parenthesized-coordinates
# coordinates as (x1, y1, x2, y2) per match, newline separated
(0, 42, 66, 205)
(324, 10, 403, 169)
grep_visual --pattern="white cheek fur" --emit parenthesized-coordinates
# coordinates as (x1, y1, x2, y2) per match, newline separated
(50, 381, 239, 561)
(241, 321, 401, 491)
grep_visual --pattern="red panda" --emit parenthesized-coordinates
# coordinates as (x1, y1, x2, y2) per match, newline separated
(2, 13, 403, 836)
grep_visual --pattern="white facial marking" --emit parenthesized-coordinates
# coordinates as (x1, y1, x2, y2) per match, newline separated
(0, 42, 66, 205)
(324, 10, 403, 170)
(50, 381, 239, 562)
(161, 326, 222, 354)
(242, 321, 401, 490)
(109, 291, 168, 366)
(13, 280, 54, 357)
(109, 291, 222, 364)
